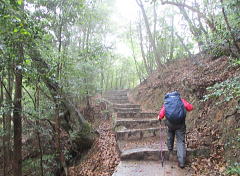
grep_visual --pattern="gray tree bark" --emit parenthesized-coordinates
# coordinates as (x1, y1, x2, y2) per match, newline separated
(13, 43, 24, 176)
(136, 0, 163, 68)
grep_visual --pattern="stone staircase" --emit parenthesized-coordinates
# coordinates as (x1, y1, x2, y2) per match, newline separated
(103, 90, 209, 176)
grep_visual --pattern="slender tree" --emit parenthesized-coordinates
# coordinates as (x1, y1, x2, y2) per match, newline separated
(136, 0, 163, 68)
(220, 0, 240, 55)
(129, 22, 142, 82)
(13, 43, 24, 176)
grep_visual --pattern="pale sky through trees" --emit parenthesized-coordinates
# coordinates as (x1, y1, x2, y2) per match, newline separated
(111, 0, 199, 57)
(111, 0, 138, 57)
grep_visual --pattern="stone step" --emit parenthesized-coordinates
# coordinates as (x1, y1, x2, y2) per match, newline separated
(108, 98, 129, 104)
(105, 89, 128, 93)
(116, 127, 166, 141)
(104, 90, 128, 96)
(120, 147, 210, 161)
(117, 134, 202, 153)
(108, 99, 130, 104)
(115, 118, 160, 129)
(103, 94, 128, 99)
(112, 160, 193, 176)
(105, 94, 128, 98)
(121, 148, 168, 161)
(116, 112, 158, 119)
(105, 97, 129, 101)
(113, 108, 141, 113)
(117, 136, 167, 152)
(113, 104, 141, 109)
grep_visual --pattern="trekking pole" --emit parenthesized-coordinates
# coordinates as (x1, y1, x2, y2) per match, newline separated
(159, 120, 164, 167)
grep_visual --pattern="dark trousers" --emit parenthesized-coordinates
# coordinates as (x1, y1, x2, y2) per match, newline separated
(165, 120, 186, 165)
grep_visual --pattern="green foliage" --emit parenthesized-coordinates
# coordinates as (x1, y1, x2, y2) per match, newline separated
(78, 122, 93, 138)
(225, 163, 240, 175)
(224, 128, 240, 156)
(23, 154, 56, 176)
(202, 0, 240, 57)
(203, 76, 240, 105)
(0, 127, 6, 137)
(102, 54, 139, 90)
(69, 122, 94, 142)
(232, 58, 240, 65)
(0, 1, 38, 42)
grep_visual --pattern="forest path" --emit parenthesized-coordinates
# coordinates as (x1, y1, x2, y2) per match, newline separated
(103, 90, 201, 176)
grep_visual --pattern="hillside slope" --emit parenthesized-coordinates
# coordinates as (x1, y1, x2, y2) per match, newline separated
(129, 55, 240, 175)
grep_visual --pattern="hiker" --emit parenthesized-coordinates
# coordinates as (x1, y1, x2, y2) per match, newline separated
(157, 91, 193, 168)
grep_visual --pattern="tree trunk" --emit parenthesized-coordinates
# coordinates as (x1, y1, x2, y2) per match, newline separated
(138, 22, 151, 75)
(13, 43, 24, 176)
(129, 22, 142, 82)
(55, 106, 68, 176)
(169, 15, 175, 60)
(175, 32, 192, 59)
(136, 0, 163, 68)
(1, 75, 6, 176)
(36, 125, 44, 176)
(57, 16, 63, 80)
(101, 64, 104, 94)
(161, 0, 216, 32)
(105, 72, 109, 90)
(35, 84, 44, 176)
(220, 0, 240, 55)
(110, 71, 114, 89)
(153, 1, 157, 47)
(196, 3, 208, 36)
(0, 74, 13, 174)
(178, 6, 204, 47)
(5, 64, 13, 174)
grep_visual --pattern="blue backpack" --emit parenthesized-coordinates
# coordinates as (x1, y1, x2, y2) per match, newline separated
(164, 91, 186, 124)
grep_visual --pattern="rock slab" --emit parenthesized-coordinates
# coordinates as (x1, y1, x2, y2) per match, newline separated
(112, 160, 193, 176)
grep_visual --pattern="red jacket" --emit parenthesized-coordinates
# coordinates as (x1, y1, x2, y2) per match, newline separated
(158, 98, 193, 120)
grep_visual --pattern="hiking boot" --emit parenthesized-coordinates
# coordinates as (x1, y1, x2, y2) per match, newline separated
(168, 151, 174, 161)
(178, 162, 185, 169)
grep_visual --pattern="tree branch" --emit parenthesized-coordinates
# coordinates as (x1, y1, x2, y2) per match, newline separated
(225, 109, 239, 119)
(0, 78, 12, 101)
(220, 0, 240, 55)
(161, 0, 216, 32)
(37, 86, 54, 101)
(22, 85, 36, 109)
